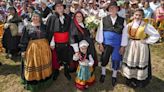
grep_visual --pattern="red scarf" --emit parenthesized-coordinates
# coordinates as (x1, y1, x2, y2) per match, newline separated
(73, 18, 85, 35)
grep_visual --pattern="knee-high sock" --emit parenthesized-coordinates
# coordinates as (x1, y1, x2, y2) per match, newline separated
(112, 70, 117, 78)
(102, 67, 106, 75)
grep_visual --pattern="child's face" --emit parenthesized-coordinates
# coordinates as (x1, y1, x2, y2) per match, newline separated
(80, 46, 88, 54)
(133, 11, 143, 21)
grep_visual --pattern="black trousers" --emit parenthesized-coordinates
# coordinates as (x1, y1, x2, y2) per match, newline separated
(55, 43, 71, 64)
(101, 45, 113, 66)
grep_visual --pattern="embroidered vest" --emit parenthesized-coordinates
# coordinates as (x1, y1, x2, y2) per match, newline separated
(128, 24, 148, 40)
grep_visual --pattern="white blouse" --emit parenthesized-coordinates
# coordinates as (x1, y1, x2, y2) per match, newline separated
(121, 21, 160, 46)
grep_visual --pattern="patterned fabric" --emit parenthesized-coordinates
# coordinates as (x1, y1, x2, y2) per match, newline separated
(75, 65, 95, 90)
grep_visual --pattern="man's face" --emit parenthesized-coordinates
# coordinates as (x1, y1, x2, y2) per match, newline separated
(55, 4, 64, 14)
(108, 5, 118, 15)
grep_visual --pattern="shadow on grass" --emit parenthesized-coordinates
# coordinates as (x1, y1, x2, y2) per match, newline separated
(45, 66, 164, 92)
(0, 63, 163, 92)
(0, 64, 20, 76)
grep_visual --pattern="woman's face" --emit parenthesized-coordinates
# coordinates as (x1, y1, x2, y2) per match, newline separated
(32, 14, 40, 23)
(75, 13, 83, 23)
(133, 11, 143, 21)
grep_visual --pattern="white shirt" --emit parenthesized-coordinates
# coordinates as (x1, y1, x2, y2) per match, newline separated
(150, 2, 160, 11)
(121, 21, 160, 46)
(96, 15, 126, 43)
(118, 8, 126, 18)
(98, 9, 107, 18)
(59, 15, 65, 24)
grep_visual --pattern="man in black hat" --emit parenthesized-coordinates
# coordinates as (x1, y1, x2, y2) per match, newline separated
(46, 0, 72, 81)
(96, 1, 126, 86)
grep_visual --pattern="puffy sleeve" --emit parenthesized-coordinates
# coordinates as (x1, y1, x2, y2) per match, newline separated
(144, 24, 160, 44)
(96, 18, 103, 43)
(121, 24, 129, 46)
(88, 54, 94, 67)
(46, 15, 55, 43)
(19, 26, 29, 52)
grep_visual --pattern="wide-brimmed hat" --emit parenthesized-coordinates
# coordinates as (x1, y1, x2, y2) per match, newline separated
(107, 1, 120, 11)
(52, 0, 64, 10)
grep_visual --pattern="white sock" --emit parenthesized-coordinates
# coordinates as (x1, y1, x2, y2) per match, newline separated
(102, 67, 106, 75)
(112, 70, 117, 78)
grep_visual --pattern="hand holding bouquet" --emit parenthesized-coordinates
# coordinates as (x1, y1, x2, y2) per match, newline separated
(85, 16, 100, 38)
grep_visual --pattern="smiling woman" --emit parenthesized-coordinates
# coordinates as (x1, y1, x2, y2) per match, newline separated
(19, 11, 53, 92)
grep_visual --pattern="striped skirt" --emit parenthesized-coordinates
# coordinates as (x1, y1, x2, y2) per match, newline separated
(24, 39, 52, 81)
(122, 39, 151, 81)
(75, 65, 95, 90)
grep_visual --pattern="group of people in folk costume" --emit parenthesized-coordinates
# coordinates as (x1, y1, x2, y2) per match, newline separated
(0, 0, 163, 91)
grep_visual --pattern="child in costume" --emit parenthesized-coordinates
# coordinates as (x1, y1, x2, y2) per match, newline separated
(73, 40, 95, 90)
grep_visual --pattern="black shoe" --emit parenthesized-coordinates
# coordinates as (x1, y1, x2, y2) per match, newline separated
(112, 77, 117, 87)
(99, 75, 105, 83)
(64, 72, 71, 80)
(6, 54, 11, 59)
(126, 80, 137, 88)
(53, 69, 59, 80)
(64, 64, 72, 80)
(0, 62, 2, 66)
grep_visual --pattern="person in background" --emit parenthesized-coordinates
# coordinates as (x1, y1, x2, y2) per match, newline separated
(19, 11, 53, 92)
(118, 1, 126, 18)
(2, 7, 22, 61)
(64, 4, 74, 18)
(40, 0, 52, 24)
(150, 0, 160, 12)
(143, 1, 153, 18)
(138, 0, 146, 8)
(90, 2, 99, 16)
(155, 0, 164, 41)
(80, 1, 89, 17)
(129, 0, 139, 19)
(70, 0, 80, 13)
(120, 8, 160, 88)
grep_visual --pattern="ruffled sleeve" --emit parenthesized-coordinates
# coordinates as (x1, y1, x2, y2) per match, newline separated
(121, 24, 129, 46)
(145, 24, 160, 44)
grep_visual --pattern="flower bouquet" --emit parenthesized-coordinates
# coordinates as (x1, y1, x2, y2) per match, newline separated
(85, 15, 100, 38)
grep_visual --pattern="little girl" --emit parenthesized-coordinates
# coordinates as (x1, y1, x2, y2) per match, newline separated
(73, 40, 95, 90)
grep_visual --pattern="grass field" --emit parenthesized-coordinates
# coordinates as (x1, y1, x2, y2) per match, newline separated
(0, 43, 164, 92)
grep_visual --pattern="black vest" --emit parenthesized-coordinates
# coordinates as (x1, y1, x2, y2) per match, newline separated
(103, 15, 124, 34)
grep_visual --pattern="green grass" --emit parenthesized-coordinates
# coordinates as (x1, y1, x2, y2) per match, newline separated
(0, 43, 164, 92)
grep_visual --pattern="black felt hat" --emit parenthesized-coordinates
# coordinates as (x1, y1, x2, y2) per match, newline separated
(107, 1, 120, 11)
(52, 0, 64, 10)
